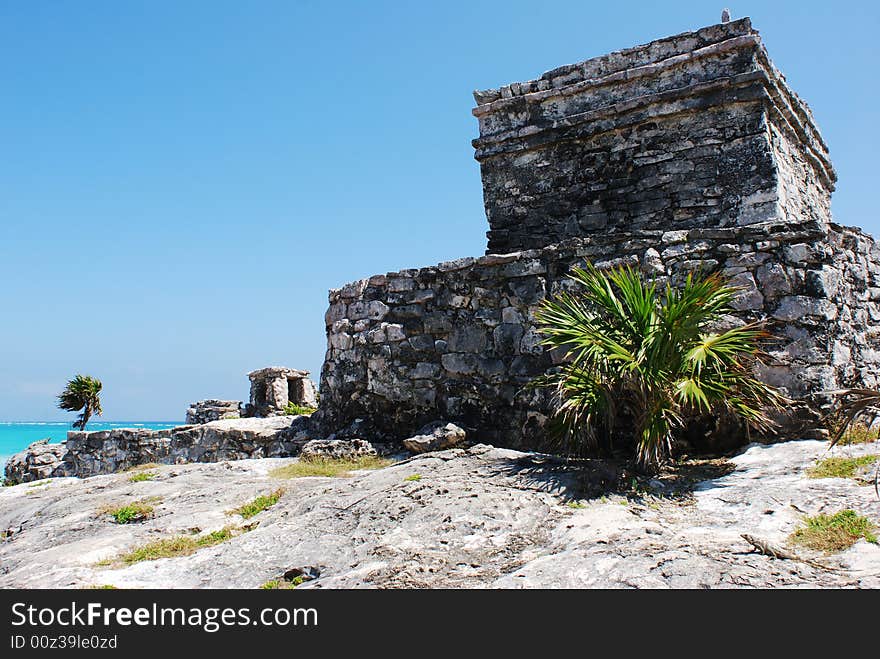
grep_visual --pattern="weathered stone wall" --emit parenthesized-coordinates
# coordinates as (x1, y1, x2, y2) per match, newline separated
(3, 417, 312, 484)
(769, 116, 833, 230)
(471, 18, 835, 254)
(185, 399, 242, 425)
(318, 222, 880, 448)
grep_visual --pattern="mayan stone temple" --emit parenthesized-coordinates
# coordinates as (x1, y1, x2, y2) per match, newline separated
(317, 17, 880, 449)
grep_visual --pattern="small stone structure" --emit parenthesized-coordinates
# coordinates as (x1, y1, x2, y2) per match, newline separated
(317, 18, 880, 449)
(185, 399, 242, 425)
(247, 367, 318, 417)
(185, 367, 319, 421)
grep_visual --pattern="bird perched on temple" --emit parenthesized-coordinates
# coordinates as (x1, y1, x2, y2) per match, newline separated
(721, 8, 731, 22)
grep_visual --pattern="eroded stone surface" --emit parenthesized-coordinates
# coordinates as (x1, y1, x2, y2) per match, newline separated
(299, 439, 376, 462)
(1, 440, 876, 589)
(402, 422, 467, 453)
(186, 400, 242, 425)
(3, 440, 68, 485)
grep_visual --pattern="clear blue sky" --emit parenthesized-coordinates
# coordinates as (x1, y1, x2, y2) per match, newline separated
(1, 1, 877, 421)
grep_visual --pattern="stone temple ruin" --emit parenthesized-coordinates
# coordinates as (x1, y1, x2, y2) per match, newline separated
(185, 367, 318, 424)
(246, 367, 319, 417)
(316, 17, 880, 449)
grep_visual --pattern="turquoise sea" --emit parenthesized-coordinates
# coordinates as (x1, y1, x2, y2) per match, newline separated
(0, 421, 182, 470)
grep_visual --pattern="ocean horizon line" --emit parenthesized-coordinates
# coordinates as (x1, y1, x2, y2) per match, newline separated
(0, 420, 183, 425)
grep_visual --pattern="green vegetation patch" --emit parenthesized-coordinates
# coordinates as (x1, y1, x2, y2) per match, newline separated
(283, 403, 317, 416)
(808, 454, 879, 480)
(566, 501, 587, 509)
(831, 423, 878, 446)
(404, 474, 422, 482)
(128, 471, 157, 483)
(100, 499, 158, 524)
(269, 456, 391, 479)
(125, 463, 162, 472)
(789, 509, 878, 553)
(100, 526, 246, 567)
(260, 577, 305, 590)
(228, 489, 285, 519)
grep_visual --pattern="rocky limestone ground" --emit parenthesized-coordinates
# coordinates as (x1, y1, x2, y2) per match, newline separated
(0, 440, 878, 589)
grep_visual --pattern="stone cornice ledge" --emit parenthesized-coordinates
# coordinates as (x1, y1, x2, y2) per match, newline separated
(473, 18, 755, 106)
(472, 67, 835, 189)
(472, 33, 761, 119)
(471, 20, 834, 187)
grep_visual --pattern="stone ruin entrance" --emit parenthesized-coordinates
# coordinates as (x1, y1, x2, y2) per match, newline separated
(247, 367, 318, 417)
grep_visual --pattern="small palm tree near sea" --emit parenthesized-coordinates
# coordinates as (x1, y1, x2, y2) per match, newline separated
(534, 264, 787, 473)
(57, 375, 103, 431)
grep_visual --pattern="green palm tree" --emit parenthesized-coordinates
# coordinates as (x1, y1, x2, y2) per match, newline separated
(534, 264, 786, 473)
(57, 374, 103, 431)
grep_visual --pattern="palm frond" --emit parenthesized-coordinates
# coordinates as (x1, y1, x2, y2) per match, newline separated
(535, 264, 785, 473)
(824, 388, 880, 449)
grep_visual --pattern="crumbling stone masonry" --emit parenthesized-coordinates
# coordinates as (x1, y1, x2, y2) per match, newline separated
(185, 399, 242, 425)
(317, 18, 880, 449)
(4, 417, 312, 484)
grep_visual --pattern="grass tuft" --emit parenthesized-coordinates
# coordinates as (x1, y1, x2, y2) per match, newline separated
(808, 454, 879, 480)
(260, 577, 305, 590)
(269, 456, 391, 479)
(404, 474, 422, 482)
(566, 501, 587, 509)
(789, 509, 878, 553)
(100, 499, 157, 524)
(128, 471, 157, 483)
(832, 423, 879, 446)
(228, 489, 285, 519)
(125, 463, 162, 472)
(282, 403, 317, 416)
(99, 526, 246, 567)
